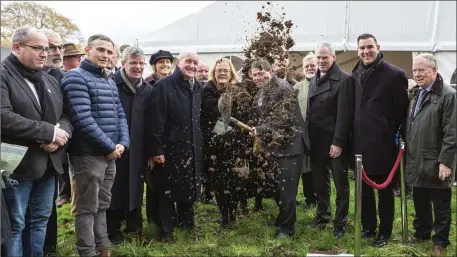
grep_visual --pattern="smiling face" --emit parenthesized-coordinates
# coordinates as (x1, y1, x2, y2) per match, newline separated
(357, 37, 380, 66)
(315, 45, 335, 74)
(303, 57, 317, 79)
(177, 52, 199, 80)
(413, 56, 437, 88)
(85, 39, 114, 68)
(13, 31, 49, 70)
(251, 67, 272, 88)
(155, 58, 172, 77)
(214, 61, 231, 85)
(122, 55, 145, 81)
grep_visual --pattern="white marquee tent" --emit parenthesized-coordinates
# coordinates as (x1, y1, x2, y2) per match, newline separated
(138, 1, 456, 82)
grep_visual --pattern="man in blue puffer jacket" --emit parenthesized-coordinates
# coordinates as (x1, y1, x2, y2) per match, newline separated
(61, 34, 129, 257)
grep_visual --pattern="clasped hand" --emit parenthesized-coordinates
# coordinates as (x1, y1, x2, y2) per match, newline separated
(106, 144, 125, 160)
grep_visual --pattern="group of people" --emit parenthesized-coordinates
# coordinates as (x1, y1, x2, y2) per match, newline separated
(0, 26, 455, 257)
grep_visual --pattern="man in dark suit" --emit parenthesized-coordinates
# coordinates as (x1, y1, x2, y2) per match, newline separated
(250, 59, 309, 238)
(352, 33, 409, 247)
(307, 42, 354, 238)
(146, 50, 203, 242)
(1, 27, 72, 257)
(40, 28, 69, 257)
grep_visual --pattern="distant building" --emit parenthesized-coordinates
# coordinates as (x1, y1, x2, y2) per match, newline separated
(138, 1, 456, 83)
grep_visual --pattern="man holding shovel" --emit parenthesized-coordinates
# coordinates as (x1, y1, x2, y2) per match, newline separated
(249, 59, 309, 238)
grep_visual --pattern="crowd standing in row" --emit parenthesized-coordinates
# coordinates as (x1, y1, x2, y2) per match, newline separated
(1, 27, 455, 257)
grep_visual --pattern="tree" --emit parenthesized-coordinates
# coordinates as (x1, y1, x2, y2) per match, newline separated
(0, 2, 83, 47)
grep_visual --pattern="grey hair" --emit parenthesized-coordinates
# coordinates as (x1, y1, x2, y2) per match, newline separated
(178, 49, 198, 60)
(303, 52, 317, 62)
(414, 53, 437, 68)
(315, 42, 336, 55)
(40, 29, 60, 40)
(12, 27, 39, 45)
(121, 46, 145, 61)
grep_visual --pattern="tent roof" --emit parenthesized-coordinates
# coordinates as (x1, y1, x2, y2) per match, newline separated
(138, 1, 456, 54)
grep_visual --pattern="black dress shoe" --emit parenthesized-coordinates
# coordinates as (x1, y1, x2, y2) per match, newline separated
(304, 202, 316, 211)
(276, 232, 292, 239)
(333, 226, 346, 238)
(265, 219, 278, 227)
(372, 235, 389, 247)
(361, 229, 377, 238)
(311, 218, 328, 229)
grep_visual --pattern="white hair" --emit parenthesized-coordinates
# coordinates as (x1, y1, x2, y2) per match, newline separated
(40, 29, 61, 40)
(197, 60, 209, 68)
(303, 52, 317, 62)
(414, 53, 437, 69)
(315, 42, 336, 55)
(178, 49, 198, 60)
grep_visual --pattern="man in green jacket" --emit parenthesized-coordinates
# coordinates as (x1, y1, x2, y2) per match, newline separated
(406, 53, 456, 257)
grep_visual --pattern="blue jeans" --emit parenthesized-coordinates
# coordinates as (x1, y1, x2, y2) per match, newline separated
(3, 172, 55, 257)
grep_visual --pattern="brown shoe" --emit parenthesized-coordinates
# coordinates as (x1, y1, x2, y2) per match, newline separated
(430, 245, 446, 257)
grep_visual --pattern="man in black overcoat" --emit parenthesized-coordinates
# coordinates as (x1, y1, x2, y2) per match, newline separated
(307, 42, 354, 238)
(145, 50, 203, 242)
(351, 33, 409, 247)
(106, 46, 153, 243)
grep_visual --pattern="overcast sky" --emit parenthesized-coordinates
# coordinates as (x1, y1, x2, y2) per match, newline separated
(6, 1, 215, 45)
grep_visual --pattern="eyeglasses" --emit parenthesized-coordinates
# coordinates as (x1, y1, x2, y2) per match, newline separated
(49, 44, 66, 53)
(18, 43, 50, 54)
(128, 61, 145, 66)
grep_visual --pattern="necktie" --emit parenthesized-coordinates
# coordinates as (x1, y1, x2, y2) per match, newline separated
(413, 88, 426, 118)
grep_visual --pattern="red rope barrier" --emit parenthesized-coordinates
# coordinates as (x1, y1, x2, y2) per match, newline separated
(361, 149, 405, 190)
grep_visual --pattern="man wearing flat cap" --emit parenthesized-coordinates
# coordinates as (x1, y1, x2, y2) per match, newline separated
(63, 43, 85, 71)
(145, 49, 174, 85)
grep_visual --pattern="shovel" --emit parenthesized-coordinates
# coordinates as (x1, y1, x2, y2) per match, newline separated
(218, 93, 264, 154)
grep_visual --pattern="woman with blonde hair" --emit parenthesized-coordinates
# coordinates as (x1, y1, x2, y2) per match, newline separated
(201, 58, 247, 232)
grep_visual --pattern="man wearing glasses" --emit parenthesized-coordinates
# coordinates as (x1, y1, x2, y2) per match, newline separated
(40, 28, 71, 256)
(1, 27, 72, 257)
(106, 46, 152, 244)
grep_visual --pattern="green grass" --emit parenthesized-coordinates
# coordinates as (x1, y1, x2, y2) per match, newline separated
(56, 173, 457, 256)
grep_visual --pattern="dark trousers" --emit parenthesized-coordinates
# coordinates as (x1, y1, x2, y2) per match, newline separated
(106, 208, 143, 238)
(215, 190, 238, 225)
(362, 173, 394, 237)
(58, 164, 71, 200)
(413, 187, 452, 247)
(301, 171, 317, 205)
(155, 193, 194, 236)
(146, 187, 159, 225)
(311, 156, 349, 227)
(43, 175, 59, 256)
(273, 154, 303, 235)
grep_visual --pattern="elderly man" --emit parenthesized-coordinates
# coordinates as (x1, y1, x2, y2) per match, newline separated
(1, 27, 72, 257)
(293, 52, 318, 211)
(307, 43, 354, 238)
(351, 33, 409, 247)
(40, 28, 70, 256)
(63, 43, 85, 71)
(145, 49, 174, 84)
(250, 59, 309, 238)
(107, 46, 153, 244)
(61, 34, 130, 257)
(406, 53, 456, 257)
(196, 60, 210, 85)
(146, 50, 203, 242)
